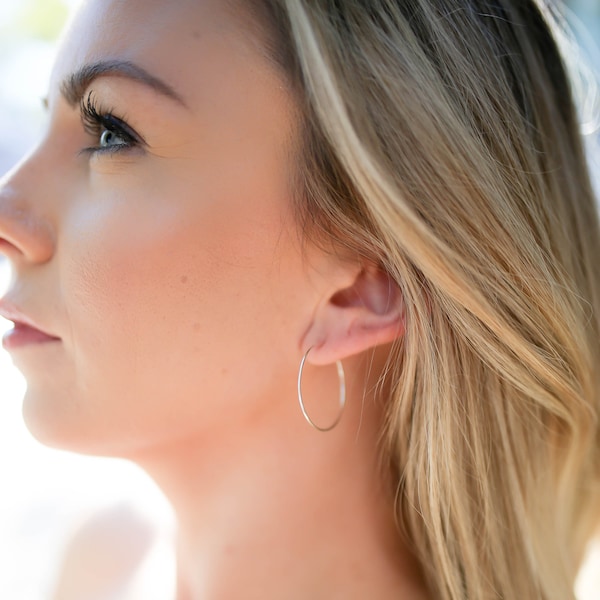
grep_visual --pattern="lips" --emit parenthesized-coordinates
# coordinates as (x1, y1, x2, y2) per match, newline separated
(0, 302, 61, 351)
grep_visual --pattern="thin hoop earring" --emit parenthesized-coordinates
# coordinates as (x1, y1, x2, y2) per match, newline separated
(297, 347, 346, 432)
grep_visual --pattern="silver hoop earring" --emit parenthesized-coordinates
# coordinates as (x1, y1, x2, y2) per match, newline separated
(297, 347, 346, 432)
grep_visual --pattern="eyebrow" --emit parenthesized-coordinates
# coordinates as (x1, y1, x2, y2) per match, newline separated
(58, 59, 187, 108)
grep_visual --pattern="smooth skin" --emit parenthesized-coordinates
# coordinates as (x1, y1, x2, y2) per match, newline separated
(0, 1, 428, 598)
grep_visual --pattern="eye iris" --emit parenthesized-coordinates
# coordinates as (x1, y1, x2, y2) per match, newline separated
(100, 129, 124, 147)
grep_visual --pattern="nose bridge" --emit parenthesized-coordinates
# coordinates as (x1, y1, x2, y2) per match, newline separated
(0, 151, 56, 264)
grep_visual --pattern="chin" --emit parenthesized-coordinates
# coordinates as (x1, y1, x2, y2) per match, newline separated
(22, 391, 81, 452)
(21, 386, 112, 456)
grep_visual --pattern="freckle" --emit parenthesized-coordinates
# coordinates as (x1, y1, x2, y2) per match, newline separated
(193, 323, 200, 332)
(181, 275, 188, 284)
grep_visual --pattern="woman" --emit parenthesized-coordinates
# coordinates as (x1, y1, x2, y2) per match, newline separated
(0, 0, 598, 598)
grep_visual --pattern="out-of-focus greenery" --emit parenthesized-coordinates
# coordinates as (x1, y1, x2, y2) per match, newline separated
(12, 0, 70, 41)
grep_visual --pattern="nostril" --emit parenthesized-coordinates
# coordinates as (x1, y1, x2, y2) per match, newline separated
(0, 166, 55, 265)
(0, 233, 29, 261)
(0, 203, 55, 264)
(0, 238, 20, 260)
(0, 257, 10, 296)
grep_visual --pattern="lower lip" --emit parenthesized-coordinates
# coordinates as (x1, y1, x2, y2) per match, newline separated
(2, 323, 61, 350)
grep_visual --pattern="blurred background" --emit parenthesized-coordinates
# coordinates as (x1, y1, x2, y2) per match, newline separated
(0, 1, 599, 599)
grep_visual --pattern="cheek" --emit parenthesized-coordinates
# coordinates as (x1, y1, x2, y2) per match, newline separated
(55, 174, 302, 438)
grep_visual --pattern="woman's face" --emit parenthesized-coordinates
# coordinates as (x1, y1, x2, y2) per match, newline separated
(0, 0, 328, 455)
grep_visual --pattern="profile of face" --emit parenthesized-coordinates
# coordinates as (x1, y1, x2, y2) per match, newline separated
(0, 0, 402, 459)
(0, 0, 311, 455)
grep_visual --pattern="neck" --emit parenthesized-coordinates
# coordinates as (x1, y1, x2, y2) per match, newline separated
(133, 356, 428, 600)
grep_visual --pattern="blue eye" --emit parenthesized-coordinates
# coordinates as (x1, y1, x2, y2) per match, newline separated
(99, 128, 130, 149)
(79, 92, 144, 156)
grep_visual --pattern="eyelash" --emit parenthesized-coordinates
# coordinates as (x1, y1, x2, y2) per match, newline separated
(79, 92, 144, 156)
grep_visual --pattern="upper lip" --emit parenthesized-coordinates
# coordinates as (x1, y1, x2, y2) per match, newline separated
(0, 299, 60, 339)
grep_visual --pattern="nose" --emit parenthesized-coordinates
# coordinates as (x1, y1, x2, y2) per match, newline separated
(0, 156, 55, 265)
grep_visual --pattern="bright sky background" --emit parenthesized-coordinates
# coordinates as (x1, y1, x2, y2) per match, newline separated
(0, 1, 598, 599)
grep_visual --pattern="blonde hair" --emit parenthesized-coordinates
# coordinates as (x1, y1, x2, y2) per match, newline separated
(251, 1, 600, 598)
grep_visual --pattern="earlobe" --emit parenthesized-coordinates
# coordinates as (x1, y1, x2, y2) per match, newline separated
(302, 264, 404, 366)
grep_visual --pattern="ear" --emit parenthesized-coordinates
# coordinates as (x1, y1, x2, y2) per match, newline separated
(302, 263, 404, 366)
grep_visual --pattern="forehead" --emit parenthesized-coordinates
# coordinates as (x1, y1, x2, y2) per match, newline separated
(50, 0, 275, 105)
